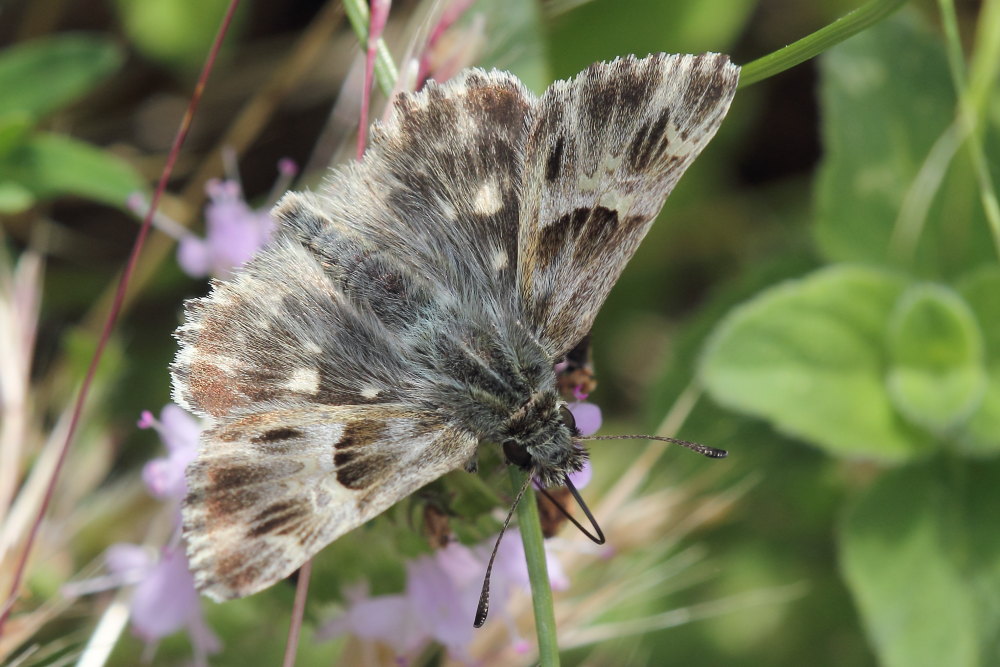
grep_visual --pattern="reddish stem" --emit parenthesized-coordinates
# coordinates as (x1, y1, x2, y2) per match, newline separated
(0, 0, 243, 636)
(281, 558, 314, 667)
(417, 0, 474, 86)
(357, 0, 391, 159)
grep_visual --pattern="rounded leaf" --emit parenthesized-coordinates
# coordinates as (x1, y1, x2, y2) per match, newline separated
(886, 284, 986, 433)
(840, 460, 1000, 667)
(956, 267, 1000, 453)
(700, 265, 930, 460)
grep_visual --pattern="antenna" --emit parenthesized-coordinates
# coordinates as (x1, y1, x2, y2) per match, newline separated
(582, 434, 728, 459)
(474, 472, 533, 628)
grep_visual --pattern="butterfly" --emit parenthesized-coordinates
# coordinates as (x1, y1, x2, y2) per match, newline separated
(171, 52, 739, 607)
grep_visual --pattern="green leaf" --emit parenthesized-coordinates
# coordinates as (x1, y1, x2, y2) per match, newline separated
(956, 267, 1000, 453)
(699, 265, 932, 460)
(840, 460, 1000, 667)
(815, 14, 997, 278)
(0, 112, 33, 156)
(474, 0, 549, 94)
(0, 181, 34, 214)
(114, 0, 236, 71)
(0, 132, 145, 208)
(885, 284, 986, 434)
(0, 34, 123, 117)
(547, 0, 753, 80)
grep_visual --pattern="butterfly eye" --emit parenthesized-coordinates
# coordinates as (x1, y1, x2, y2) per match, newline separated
(502, 441, 532, 468)
(559, 405, 578, 434)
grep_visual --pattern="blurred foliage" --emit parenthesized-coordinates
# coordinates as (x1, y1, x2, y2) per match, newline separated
(0, 34, 144, 212)
(1, 0, 998, 666)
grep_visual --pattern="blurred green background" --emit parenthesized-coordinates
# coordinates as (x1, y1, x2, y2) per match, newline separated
(2, 0, 998, 665)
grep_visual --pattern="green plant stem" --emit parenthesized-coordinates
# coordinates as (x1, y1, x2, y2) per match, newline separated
(937, 0, 1000, 259)
(509, 466, 560, 666)
(343, 0, 398, 96)
(738, 0, 908, 88)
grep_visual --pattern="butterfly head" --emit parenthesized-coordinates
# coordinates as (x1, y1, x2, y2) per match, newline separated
(501, 393, 587, 487)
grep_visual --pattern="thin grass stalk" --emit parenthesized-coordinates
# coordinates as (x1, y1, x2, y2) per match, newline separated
(738, 0, 909, 88)
(344, 0, 399, 96)
(937, 0, 1000, 258)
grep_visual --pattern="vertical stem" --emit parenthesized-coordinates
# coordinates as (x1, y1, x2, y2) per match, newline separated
(508, 467, 560, 666)
(281, 558, 313, 667)
(343, 0, 398, 96)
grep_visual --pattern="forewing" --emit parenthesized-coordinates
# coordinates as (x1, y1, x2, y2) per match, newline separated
(171, 204, 433, 421)
(518, 53, 739, 356)
(182, 405, 477, 600)
(309, 68, 536, 302)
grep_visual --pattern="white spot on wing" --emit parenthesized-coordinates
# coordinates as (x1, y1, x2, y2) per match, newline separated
(492, 247, 508, 272)
(599, 189, 634, 213)
(285, 367, 320, 394)
(360, 386, 380, 399)
(473, 180, 502, 215)
(664, 122, 699, 157)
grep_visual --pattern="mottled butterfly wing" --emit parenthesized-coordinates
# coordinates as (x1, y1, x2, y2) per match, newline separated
(171, 219, 426, 419)
(172, 197, 479, 598)
(308, 68, 535, 303)
(518, 54, 739, 357)
(182, 405, 476, 600)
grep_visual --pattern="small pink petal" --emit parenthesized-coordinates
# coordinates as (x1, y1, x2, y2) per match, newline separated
(568, 458, 592, 490)
(106, 543, 154, 576)
(126, 191, 148, 215)
(568, 402, 602, 436)
(137, 410, 156, 429)
(157, 404, 201, 455)
(129, 547, 201, 641)
(177, 236, 212, 278)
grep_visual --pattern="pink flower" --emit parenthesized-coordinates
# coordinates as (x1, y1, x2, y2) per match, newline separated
(319, 531, 567, 662)
(316, 583, 425, 656)
(177, 179, 277, 278)
(567, 401, 602, 437)
(63, 405, 216, 664)
(126, 158, 296, 279)
(106, 544, 220, 660)
(138, 404, 201, 500)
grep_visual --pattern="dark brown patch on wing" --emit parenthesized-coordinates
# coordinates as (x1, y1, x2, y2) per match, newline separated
(538, 207, 590, 266)
(252, 427, 302, 444)
(627, 107, 672, 171)
(335, 420, 386, 450)
(210, 464, 277, 491)
(580, 57, 659, 131)
(211, 551, 264, 595)
(545, 135, 564, 182)
(248, 499, 310, 537)
(538, 206, 623, 268)
(681, 55, 733, 125)
(461, 74, 531, 129)
(337, 453, 392, 490)
(332, 419, 393, 489)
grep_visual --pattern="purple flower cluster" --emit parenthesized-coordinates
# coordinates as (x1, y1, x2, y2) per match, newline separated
(177, 170, 285, 279)
(66, 405, 219, 663)
(123, 406, 220, 657)
(128, 159, 295, 280)
(318, 530, 570, 662)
